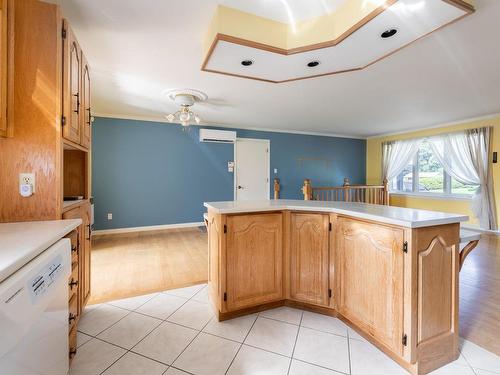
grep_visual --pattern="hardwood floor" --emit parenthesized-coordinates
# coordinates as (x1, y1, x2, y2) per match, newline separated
(89, 228, 498, 355)
(459, 233, 500, 355)
(89, 227, 208, 305)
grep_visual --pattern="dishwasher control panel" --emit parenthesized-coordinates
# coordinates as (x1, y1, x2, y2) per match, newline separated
(28, 254, 64, 302)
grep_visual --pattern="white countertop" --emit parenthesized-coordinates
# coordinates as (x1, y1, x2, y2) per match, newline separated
(204, 200, 468, 228)
(0, 219, 82, 283)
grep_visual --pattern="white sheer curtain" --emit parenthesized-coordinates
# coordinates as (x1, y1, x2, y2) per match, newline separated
(428, 127, 497, 230)
(382, 139, 421, 181)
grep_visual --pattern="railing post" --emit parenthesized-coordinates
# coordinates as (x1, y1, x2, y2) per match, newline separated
(343, 178, 350, 202)
(302, 179, 312, 200)
(274, 178, 280, 200)
(383, 178, 389, 205)
(343, 177, 350, 187)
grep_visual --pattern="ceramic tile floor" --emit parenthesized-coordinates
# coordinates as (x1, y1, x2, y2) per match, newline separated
(71, 283, 500, 375)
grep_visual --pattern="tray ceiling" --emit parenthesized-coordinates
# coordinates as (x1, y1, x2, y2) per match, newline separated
(203, 0, 473, 83)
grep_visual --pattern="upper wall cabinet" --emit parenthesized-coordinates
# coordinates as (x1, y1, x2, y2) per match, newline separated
(0, 0, 13, 138)
(80, 53, 91, 149)
(62, 20, 91, 149)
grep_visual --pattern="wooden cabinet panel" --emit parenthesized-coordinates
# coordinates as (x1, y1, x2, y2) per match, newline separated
(207, 211, 224, 311)
(290, 213, 329, 306)
(226, 213, 283, 311)
(80, 202, 91, 306)
(62, 21, 81, 144)
(80, 53, 91, 149)
(336, 217, 404, 354)
(0, 0, 13, 138)
(413, 224, 459, 359)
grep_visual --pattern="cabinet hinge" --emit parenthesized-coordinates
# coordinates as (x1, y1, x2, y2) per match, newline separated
(328, 289, 332, 298)
(62, 27, 67, 39)
(61, 116, 66, 127)
(223, 224, 227, 234)
(402, 334, 408, 346)
(223, 292, 227, 301)
(329, 222, 332, 232)
(403, 241, 408, 253)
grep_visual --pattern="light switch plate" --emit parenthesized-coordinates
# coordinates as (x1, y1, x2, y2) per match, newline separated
(19, 173, 35, 193)
(107, 213, 113, 220)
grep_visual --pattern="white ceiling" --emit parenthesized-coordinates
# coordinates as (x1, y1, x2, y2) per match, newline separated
(218, 0, 346, 24)
(58, 0, 500, 138)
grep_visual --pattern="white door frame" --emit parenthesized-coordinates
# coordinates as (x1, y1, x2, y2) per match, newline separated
(234, 138, 270, 200)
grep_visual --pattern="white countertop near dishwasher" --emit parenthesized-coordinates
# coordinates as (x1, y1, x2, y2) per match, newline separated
(0, 219, 82, 283)
(204, 200, 468, 228)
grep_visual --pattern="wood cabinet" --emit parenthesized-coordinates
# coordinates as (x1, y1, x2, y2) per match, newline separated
(0, 0, 13, 138)
(290, 213, 330, 306)
(80, 53, 91, 149)
(62, 21, 81, 145)
(225, 213, 283, 311)
(208, 208, 461, 374)
(62, 20, 91, 149)
(81, 202, 91, 305)
(63, 202, 91, 315)
(335, 217, 404, 354)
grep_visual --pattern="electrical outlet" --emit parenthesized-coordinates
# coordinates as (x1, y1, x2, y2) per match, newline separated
(19, 173, 35, 193)
(107, 213, 113, 220)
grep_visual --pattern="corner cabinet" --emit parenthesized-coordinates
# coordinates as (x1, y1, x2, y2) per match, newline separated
(334, 217, 404, 354)
(0, 0, 13, 138)
(225, 213, 283, 312)
(62, 20, 91, 150)
(290, 213, 330, 306)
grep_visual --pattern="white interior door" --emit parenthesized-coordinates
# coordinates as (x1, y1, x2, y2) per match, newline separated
(235, 138, 270, 201)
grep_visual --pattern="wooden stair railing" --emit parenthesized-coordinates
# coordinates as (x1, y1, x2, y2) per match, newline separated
(302, 178, 389, 205)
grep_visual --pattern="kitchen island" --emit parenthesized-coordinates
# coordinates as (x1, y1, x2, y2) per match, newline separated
(204, 200, 469, 375)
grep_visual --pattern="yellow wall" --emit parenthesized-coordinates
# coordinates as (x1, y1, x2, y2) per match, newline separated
(366, 115, 500, 227)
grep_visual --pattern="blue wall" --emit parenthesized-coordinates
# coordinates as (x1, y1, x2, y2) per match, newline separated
(92, 117, 366, 230)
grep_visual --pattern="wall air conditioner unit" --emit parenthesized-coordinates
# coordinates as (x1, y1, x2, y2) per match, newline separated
(199, 128, 236, 143)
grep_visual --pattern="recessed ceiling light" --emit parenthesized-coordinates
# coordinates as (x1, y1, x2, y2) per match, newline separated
(241, 60, 254, 67)
(381, 29, 398, 38)
(307, 61, 320, 68)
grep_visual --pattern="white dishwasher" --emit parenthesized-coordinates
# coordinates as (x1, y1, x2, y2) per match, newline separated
(0, 238, 71, 375)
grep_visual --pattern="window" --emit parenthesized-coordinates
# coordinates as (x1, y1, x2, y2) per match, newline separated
(390, 140, 479, 196)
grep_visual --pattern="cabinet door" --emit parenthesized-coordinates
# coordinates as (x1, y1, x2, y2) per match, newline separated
(80, 53, 91, 149)
(62, 21, 81, 144)
(226, 213, 283, 311)
(63, 207, 82, 314)
(0, 0, 13, 138)
(336, 217, 404, 354)
(290, 213, 329, 306)
(80, 203, 91, 307)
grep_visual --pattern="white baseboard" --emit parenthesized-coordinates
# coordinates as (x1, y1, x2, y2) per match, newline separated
(92, 222, 205, 236)
(461, 223, 500, 235)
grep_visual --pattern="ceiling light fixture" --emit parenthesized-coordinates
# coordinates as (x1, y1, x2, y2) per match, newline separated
(381, 28, 398, 38)
(164, 89, 207, 129)
(307, 61, 320, 68)
(241, 59, 254, 67)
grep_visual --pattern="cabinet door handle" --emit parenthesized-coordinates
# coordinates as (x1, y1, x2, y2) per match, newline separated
(69, 279, 79, 290)
(87, 224, 92, 240)
(68, 313, 77, 324)
(73, 93, 80, 114)
(86, 108, 91, 125)
(69, 348, 77, 358)
(71, 245, 77, 253)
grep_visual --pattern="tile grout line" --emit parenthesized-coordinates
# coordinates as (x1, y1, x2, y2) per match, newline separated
(74, 286, 206, 375)
(223, 314, 259, 375)
(286, 310, 304, 374)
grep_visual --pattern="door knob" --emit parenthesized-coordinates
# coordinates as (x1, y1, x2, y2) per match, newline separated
(237, 185, 244, 189)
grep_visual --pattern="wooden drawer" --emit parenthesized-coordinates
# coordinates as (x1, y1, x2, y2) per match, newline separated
(68, 293, 78, 331)
(69, 325, 77, 363)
